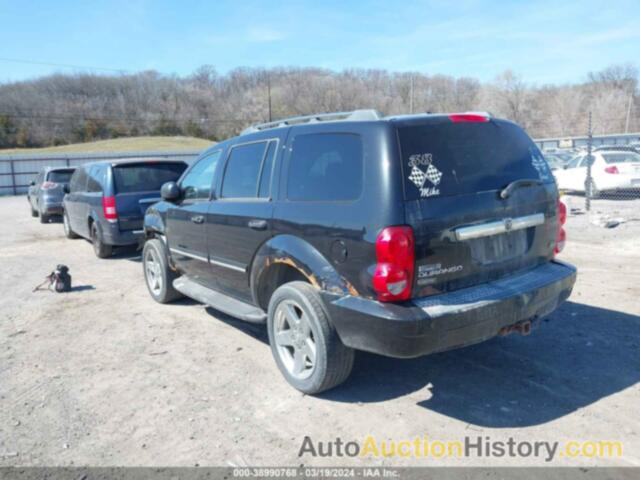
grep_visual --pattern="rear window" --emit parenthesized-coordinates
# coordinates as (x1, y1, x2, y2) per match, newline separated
(287, 133, 363, 201)
(47, 169, 74, 183)
(397, 120, 552, 199)
(602, 152, 640, 164)
(113, 162, 187, 194)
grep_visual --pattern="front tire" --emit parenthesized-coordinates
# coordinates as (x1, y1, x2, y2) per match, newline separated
(142, 238, 183, 303)
(267, 281, 354, 394)
(91, 222, 112, 258)
(30, 200, 38, 218)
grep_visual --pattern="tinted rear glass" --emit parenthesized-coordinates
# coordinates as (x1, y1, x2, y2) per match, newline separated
(47, 170, 74, 183)
(287, 133, 363, 201)
(113, 162, 187, 194)
(602, 152, 640, 164)
(397, 120, 552, 199)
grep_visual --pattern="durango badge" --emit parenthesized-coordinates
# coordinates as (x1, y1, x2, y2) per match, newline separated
(408, 153, 442, 197)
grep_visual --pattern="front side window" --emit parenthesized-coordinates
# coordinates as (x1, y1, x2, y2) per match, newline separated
(578, 155, 595, 168)
(221, 142, 267, 198)
(180, 152, 222, 200)
(287, 133, 363, 201)
(566, 156, 582, 169)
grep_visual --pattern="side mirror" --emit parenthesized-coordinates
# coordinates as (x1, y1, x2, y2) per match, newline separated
(161, 181, 181, 201)
(30, 181, 36, 186)
(63, 184, 70, 194)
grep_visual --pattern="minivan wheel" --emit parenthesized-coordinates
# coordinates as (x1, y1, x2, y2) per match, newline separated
(142, 238, 182, 303)
(39, 210, 49, 224)
(63, 211, 79, 239)
(91, 222, 112, 258)
(267, 281, 354, 394)
(30, 203, 38, 217)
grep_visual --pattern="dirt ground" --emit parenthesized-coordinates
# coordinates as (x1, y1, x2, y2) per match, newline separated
(1, 194, 638, 467)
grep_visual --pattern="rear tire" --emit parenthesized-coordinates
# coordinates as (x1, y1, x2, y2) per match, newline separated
(63, 211, 79, 239)
(267, 281, 354, 394)
(142, 238, 183, 303)
(39, 209, 49, 224)
(91, 222, 112, 258)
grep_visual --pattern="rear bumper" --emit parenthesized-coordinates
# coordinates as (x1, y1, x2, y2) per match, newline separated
(324, 261, 577, 358)
(40, 198, 64, 215)
(101, 221, 144, 247)
(41, 203, 64, 215)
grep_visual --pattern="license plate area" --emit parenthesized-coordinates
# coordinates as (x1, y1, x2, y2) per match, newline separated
(468, 230, 528, 265)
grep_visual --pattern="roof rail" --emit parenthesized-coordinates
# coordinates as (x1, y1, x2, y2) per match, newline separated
(240, 109, 381, 135)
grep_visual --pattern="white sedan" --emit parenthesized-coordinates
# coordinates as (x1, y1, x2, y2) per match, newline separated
(553, 150, 640, 197)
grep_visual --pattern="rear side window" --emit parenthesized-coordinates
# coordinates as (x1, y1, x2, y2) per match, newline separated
(70, 168, 89, 193)
(113, 162, 187, 194)
(287, 133, 363, 201)
(221, 142, 267, 198)
(398, 120, 552, 199)
(603, 152, 640, 164)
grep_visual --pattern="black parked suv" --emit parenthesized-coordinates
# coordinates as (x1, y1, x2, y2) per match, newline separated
(63, 159, 187, 258)
(142, 110, 576, 393)
(28, 166, 76, 223)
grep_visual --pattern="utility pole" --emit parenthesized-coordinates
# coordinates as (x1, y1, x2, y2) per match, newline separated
(586, 111, 593, 212)
(409, 73, 414, 114)
(625, 94, 632, 133)
(267, 74, 272, 122)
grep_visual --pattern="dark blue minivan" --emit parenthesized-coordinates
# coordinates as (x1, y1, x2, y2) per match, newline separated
(63, 159, 187, 257)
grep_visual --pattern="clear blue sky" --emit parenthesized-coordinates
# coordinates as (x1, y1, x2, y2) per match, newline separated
(1, 0, 638, 84)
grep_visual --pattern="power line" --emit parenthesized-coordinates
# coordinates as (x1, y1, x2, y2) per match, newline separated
(0, 57, 129, 74)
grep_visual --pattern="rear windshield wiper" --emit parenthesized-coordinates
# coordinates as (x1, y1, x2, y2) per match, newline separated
(500, 179, 543, 199)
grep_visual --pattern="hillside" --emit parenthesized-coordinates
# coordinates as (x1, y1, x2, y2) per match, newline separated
(0, 136, 213, 156)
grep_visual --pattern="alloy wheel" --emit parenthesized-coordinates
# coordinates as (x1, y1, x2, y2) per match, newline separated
(273, 299, 317, 380)
(144, 248, 163, 296)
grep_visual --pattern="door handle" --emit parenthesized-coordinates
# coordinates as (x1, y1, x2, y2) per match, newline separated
(248, 219, 268, 230)
(191, 215, 205, 224)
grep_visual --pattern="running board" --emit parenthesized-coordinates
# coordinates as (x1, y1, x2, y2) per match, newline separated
(173, 277, 267, 324)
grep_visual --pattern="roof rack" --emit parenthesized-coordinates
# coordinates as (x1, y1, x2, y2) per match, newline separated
(240, 109, 381, 135)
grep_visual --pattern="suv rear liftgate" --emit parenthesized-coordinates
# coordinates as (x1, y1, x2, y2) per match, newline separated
(326, 113, 575, 358)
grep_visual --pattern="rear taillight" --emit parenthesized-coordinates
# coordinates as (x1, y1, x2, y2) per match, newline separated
(604, 165, 619, 174)
(373, 226, 414, 302)
(41, 181, 57, 190)
(102, 195, 118, 221)
(449, 113, 489, 123)
(554, 199, 567, 255)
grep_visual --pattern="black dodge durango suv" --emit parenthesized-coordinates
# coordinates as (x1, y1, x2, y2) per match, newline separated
(142, 110, 576, 393)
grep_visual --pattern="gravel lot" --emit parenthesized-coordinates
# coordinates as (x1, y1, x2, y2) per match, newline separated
(1, 194, 639, 467)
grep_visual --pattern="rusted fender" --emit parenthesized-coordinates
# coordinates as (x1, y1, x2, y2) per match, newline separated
(250, 234, 359, 303)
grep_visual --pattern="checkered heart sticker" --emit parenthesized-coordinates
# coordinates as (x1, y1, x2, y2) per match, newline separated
(408, 163, 442, 189)
(424, 163, 442, 186)
(408, 166, 426, 188)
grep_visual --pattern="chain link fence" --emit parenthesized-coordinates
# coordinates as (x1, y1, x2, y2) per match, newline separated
(536, 113, 640, 229)
(0, 150, 201, 196)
